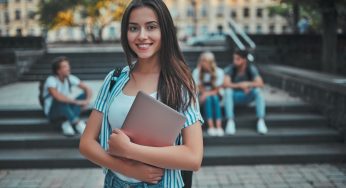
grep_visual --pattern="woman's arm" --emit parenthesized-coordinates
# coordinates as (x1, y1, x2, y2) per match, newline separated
(79, 110, 164, 183)
(108, 121, 203, 171)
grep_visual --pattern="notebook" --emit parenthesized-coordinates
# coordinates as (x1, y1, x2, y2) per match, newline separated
(120, 91, 186, 147)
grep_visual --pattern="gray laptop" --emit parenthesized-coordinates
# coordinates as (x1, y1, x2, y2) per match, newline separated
(121, 91, 186, 147)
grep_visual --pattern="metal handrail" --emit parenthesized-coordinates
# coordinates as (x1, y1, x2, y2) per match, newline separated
(227, 19, 256, 62)
(228, 19, 256, 49)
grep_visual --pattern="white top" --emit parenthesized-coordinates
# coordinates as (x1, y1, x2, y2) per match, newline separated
(43, 75, 80, 115)
(94, 66, 204, 188)
(107, 90, 157, 183)
(192, 67, 224, 90)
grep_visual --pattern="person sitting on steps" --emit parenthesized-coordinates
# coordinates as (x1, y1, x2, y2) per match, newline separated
(193, 51, 225, 137)
(42, 56, 92, 136)
(223, 49, 268, 135)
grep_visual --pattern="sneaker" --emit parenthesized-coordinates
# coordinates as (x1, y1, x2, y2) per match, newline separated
(215, 128, 225, 137)
(207, 128, 217, 136)
(257, 119, 268, 134)
(75, 120, 86, 134)
(225, 119, 236, 135)
(61, 121, 75, 136)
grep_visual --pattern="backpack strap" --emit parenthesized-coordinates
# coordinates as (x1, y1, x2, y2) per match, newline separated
(231, 64, 254, 81)
(109, 67, 123, 92)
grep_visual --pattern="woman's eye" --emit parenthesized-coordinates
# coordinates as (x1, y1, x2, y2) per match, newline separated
(129, 26, 138, 32)
(147, 25, 157, 31)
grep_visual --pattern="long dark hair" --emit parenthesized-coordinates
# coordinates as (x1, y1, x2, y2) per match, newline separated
(121, 0, 196, 111)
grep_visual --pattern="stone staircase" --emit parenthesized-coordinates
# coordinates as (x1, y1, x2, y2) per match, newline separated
(2, 49, 345, 168)
(20, 50, 232, 81)
(0, 100, 345, 169)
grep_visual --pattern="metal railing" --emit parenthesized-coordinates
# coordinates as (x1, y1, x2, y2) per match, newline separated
(227, 18, 256, 62)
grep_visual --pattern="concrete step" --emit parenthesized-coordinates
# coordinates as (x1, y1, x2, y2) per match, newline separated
(0, 102, 317, 118)
(202, 143, 346, 166)
(0, 113, 327, 132)
(0, 127, 342, 149)
(20, 50, 232, 81)
(1, 143, 345, 169)
(203, 127, 343, 145)
(21, 74, 109, 81)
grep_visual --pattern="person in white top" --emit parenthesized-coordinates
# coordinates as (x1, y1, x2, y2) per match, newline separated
(43, 56, 92, 136)
(193, 51, 225, 137)
(79, 1, 204, 187)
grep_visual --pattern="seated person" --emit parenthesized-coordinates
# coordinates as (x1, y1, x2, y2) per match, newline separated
(42, 56, 92, 136)
(193, 51, 225, 136)
(223, 49, 268, 135)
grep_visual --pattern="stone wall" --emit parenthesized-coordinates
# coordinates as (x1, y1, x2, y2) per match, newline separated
(259, 64, 346, 142)
(0, 49, 45, 86)
(247, 34, 346, 74)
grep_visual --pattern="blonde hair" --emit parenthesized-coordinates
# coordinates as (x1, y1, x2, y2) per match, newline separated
(198, 51, 217, 89)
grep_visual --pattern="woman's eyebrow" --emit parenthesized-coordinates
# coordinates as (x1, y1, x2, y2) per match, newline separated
(128, 21, 158, 25)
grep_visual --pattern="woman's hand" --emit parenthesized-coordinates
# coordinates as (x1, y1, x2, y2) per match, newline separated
(108, 129, 132, 158)
(121, 159, 164, 184)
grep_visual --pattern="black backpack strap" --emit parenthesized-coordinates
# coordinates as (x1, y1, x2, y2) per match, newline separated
(109, 67, 123, 92)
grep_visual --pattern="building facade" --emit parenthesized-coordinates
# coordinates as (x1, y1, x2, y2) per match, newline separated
(0, 0, 41, 37)
(0, 0, 290, 42)
(165, 0, 290, 40)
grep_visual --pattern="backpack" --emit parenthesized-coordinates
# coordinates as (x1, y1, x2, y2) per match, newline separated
(38, 67, 123, 108)
(38, 76, 72, 108)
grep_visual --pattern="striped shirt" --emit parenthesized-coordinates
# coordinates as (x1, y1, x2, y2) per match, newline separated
(93, 65, 204, 188)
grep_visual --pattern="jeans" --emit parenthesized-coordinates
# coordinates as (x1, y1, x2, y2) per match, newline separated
(104, 170, 164, 188)
(48, 93, 86, 124)
(203, 95, 222, 121)
(224, 88, 265, 119)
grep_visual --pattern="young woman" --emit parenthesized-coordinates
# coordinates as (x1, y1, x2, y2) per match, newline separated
(79, 0, 204, 187)
(192, 52, 224, 137)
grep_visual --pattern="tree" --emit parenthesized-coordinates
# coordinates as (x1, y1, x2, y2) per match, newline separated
(269, 0, 346, 74)
(37, 0, 128, 43)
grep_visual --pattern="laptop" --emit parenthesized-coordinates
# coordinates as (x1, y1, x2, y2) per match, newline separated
(120, 91, 186, 147)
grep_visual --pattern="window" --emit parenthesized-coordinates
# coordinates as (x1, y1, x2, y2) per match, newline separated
(187, 5, 194, 17)
(269, 24, 275, 33)
(16, 28, 22, 36)
(28, 10, 35, 19)
(28, 28, 35, 36)
(217, 5, 224, 17)
(201, 4, 208, 17)
(282, 25, 287, 33)
(185, 25, 194, 36)
(68, 28, 74, 39)
(256, 8, 263, 18)
(5, 12, 9, 24)
(15, 10, 21, 20)
(109, 26, 116, 39)
(256, 25, 262, 34)
(243, 25, 249, 33)
(243, 7, 249, 18)
(230, 10, 237, 18)
(200, 25, 208, 34)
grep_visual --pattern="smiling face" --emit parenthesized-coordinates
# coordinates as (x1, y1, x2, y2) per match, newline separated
(127, 6, 161, 63)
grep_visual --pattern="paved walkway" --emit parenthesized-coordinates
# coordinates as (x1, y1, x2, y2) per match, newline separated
(1, 164, 346, 188)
